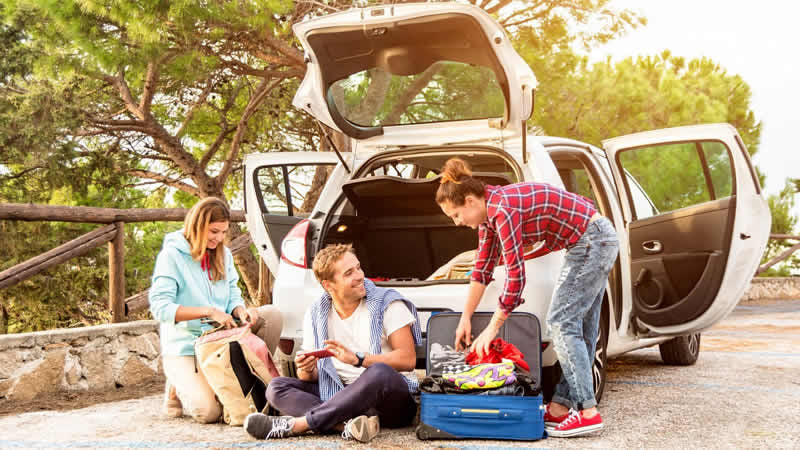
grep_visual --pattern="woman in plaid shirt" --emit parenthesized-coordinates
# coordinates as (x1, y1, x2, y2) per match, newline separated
(436, 158, 619, 438)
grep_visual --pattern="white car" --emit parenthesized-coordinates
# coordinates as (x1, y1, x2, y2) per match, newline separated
(244, 3, 770, 400)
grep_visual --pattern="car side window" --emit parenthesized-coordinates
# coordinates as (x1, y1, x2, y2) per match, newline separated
(367, 163, 416, 178)
(617, 140, 734, 220)
(557, 168, 598, 206)
(255, 164, 335, 216)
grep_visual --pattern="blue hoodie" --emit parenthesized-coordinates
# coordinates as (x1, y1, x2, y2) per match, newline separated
(148, 230, 245, 356)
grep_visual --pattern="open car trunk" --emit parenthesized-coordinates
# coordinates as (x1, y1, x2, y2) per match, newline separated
(320, 173, 512, 282)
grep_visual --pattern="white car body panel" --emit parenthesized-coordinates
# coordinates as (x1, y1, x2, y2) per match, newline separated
(602, 124, 771, 336)
(244, 152, 344, 272)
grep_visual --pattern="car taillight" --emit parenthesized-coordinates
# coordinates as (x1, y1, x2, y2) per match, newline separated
(281, 219, 310, 268)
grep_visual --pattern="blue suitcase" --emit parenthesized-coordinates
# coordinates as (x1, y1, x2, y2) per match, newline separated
(416, 311, 546, 441)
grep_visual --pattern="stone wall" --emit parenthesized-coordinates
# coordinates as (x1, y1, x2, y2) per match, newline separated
(741, 277, 800, 301)
(0, 278, 796, 403)
(0, 321, 161, 402)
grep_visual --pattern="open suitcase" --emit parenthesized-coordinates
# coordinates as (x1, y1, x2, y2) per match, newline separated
(416, 311, 546, 441)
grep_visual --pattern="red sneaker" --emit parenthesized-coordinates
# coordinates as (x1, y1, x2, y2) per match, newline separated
(543, 403, 569, 428)
(548, 409, 604, 437)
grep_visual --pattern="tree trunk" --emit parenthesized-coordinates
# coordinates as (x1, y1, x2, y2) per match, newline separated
(0, 303, 7, 334)
(349, 69, 392, 125)
(226, 222, 267, 306)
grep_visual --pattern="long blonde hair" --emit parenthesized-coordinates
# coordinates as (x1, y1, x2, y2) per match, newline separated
(183, 197, 231, 282)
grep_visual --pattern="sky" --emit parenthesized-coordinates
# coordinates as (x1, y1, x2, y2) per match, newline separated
(590, 0, 800, 199)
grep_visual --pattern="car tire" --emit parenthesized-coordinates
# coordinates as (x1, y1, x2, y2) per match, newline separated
(593, 301, 610, 404)
(659, 333, 701, 366)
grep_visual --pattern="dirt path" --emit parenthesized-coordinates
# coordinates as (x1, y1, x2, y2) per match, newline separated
(0, 377, 164, 418)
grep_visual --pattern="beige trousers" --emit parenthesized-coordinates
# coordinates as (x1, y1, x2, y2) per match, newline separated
(162, 304, 283, 423)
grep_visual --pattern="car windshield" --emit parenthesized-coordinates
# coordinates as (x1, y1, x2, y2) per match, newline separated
(329, 61, 505, 127)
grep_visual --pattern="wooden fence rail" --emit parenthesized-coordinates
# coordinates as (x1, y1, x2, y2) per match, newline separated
(0, 202, 247, 323)
(0, 202, 245, 223)
(0, 223, 118, 290)
(756, 234, 800, 276)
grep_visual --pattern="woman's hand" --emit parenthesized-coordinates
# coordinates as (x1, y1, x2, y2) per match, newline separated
(324, 339, 358, 366)
(454, 315, 473, 351)
(470, 324, 499, 358)
(470, 309, 507, 357)
(208, 308, 236, 329)
(294, 352, 317, 373)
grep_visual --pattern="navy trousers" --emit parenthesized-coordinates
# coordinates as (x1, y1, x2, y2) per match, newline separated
(266, 362, 417, 432)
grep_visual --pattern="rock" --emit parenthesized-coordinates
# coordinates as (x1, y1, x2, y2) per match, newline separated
(8, 348, 67, 401)
(64, 353, 82, 386)
(80, 347, 114, 390)
(144, 332, 162, 359)
(18, 347, 44, 362)
(84, 336, 109, 348)
(44, 342, 69, 350)
(0, 351, 19, 379)
(70, 337, 89, 347)
(116, 355, 157, 387)
(0, 378, 16, 398)
(119, 333, 160, 359)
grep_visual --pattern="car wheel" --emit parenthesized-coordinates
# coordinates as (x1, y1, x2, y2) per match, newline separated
(659, 333, 701, 365)
(593, 301, 610, 403)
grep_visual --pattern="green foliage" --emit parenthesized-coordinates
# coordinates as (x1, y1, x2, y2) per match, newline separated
(618, 141, 735, 216)
(527, 52, 761, 154)
(760, 180, 800, 277)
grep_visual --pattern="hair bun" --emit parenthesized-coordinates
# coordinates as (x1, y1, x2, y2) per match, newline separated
(440, 158, 472, 185)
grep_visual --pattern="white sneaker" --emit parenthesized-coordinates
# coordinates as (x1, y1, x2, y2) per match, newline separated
(342, 415, 380, 443)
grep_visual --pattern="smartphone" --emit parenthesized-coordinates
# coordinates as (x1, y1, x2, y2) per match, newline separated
(200, 317, 243, 326)
(298, 348, 334, 359)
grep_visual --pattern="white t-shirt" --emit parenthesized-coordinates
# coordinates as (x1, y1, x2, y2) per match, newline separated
(301, 299, 416, 385)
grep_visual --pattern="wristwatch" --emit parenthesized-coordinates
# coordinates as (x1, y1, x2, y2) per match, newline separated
(354, 351, 366, 367)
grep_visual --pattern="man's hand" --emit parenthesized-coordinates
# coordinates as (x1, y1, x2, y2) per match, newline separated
(295, 352, 317, 373)
(324, 339, 358, 366)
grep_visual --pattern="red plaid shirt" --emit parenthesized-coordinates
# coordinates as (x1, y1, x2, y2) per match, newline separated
(471, 183, 597, 315)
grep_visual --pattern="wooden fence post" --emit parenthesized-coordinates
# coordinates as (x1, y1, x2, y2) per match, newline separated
(108, 221, 126, 323)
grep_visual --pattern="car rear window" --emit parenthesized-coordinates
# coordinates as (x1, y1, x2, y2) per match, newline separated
(330, 61, 505, 127)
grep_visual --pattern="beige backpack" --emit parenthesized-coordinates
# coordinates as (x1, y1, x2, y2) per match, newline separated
(195, 324, 279, 425)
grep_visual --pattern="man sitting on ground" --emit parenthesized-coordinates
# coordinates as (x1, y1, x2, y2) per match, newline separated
(244, 243, 421, 443)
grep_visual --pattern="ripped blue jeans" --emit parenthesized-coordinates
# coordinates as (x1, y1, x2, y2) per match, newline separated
(548, 217, 619, 410)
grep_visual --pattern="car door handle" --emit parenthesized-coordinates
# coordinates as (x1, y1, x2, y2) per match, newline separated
(740, 233, 751, 240)
(642, 240, 663, 255)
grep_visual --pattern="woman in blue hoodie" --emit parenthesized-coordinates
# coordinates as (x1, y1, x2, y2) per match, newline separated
(149, 197, 283, 423)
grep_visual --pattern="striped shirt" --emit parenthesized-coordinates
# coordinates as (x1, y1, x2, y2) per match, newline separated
(471, 183, 597, 315)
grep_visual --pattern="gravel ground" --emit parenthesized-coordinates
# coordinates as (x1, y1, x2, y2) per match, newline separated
(1, 299, 798, 449)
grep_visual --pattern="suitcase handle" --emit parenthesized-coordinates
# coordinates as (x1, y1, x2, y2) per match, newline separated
(438, 407, 523, 421)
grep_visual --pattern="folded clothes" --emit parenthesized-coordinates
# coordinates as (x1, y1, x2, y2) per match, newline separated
(466, 338, 530, 372)
(444, 360, 516, 390)
(420, 373, 540, 396)
(429, 342, 467, 374)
